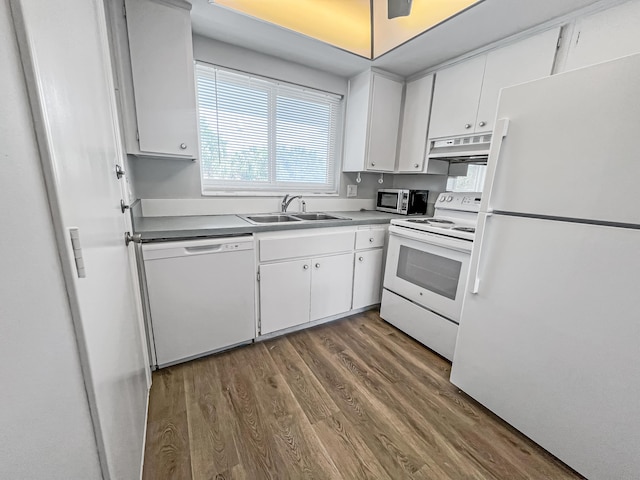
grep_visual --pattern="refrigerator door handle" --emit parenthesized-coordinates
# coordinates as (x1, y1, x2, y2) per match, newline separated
(481, 118, 510, 213)
(469, 212, 491, 294)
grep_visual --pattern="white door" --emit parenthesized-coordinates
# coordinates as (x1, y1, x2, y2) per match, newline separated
(260, 259, 311, 334)
(428, 55, 486, 139)
(484, 53, 640, 224)
(310, 253, 354, 321)
(367, 73, 403, 171)
(13, 0, 149, 478)
(452, 213, 640, 480)
(474, 27, 559, 134)
(564, 1, 640, 71)
(353, 249, 384, 309)
(397, 74, 434, 172)
(125, 0, 198, 158)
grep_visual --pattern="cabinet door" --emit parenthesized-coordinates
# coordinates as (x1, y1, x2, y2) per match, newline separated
(564, 2, 640, 71)
(429, 55, 486, 139)
(366, 74, 403, 171)
(310, 253, 354, 321)
(260, 259, 311, 335)
(353, 249, 384, 309)
(397, 74, 434, 172)
(475, 28, 560, 133)
(342, 70, 372, 172)
(125, 0, 198, 158)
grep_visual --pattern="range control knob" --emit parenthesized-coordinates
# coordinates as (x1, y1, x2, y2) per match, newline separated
(439, 196, 446, 202)
(446, 196, 453, 202)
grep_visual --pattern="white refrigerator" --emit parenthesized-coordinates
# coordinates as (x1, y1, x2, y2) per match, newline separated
(450, 53, 640, 480)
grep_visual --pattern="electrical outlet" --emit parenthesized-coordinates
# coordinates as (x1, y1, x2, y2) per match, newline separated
(347, 184, 357, 197)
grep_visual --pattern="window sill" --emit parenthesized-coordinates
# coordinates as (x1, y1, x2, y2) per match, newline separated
(201, 190, 340, 197)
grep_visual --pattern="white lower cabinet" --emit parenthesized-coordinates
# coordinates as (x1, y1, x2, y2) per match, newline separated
(310, 253, 354, 321)
(259, 258, 312, 335)
(259, 253, 354, 335)
(352, 249, 384, 310)
(257, 225, 389, 336)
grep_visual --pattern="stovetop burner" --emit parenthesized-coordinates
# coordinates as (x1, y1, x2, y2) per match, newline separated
(426, 218, 455, 226)
(452, 226, 476, 233)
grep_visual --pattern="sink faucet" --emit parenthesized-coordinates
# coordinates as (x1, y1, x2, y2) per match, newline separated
(281, 194, 306, 212)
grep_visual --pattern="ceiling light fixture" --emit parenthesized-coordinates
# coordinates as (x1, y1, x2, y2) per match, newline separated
(388, 0, 413, 19)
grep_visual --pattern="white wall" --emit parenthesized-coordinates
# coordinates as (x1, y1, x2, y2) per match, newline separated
(0, 2, 102, 478)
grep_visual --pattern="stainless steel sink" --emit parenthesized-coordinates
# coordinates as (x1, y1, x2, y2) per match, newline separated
(241, 212, 350, 224)
(291, 213, 346, 221)
(244, 214, 301, 224)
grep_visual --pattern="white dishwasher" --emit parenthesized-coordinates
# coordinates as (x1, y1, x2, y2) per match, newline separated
(142, 236, 256, 367)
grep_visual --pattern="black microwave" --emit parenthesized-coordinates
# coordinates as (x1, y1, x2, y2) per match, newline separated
(376, 189, 429, 215)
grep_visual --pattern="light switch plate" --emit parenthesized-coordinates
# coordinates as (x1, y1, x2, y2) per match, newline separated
(347, 184, 357, 197)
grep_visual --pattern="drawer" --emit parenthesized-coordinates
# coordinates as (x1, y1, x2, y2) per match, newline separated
(260, 230, 355, 262)
(355, 228, 386, 250)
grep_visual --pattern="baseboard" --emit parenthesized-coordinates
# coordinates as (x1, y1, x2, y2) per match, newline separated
(255, 304, 379, 341)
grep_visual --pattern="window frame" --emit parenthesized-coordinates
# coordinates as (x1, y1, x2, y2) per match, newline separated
(195, 62, 345, 197)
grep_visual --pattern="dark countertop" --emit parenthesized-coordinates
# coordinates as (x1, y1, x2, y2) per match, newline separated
(134, 210, 405, 242)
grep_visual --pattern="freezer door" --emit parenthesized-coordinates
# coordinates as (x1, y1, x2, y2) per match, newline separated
(483, 53, 640, 225)
(451, 213, 640, 480)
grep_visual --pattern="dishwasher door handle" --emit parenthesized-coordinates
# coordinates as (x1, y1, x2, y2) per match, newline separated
(184, 244, 223, 254)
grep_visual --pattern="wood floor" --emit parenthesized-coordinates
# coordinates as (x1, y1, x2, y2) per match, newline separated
(143, 310, 582, 480)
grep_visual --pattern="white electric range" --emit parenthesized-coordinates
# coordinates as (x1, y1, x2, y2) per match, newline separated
(380, 192, 481, 361)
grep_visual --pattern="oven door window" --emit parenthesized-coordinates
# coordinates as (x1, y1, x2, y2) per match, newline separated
(396, 246, 462, 300)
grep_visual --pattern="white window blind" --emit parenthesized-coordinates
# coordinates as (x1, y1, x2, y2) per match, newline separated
(446, 164, 487, 192)
(195, 64, 343, 194)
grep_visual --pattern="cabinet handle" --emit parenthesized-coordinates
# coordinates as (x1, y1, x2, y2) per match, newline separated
(371, 162, 376, 167)
(464, 123, 472, 129)
(315, 263, 320, 268)
(479, 121, 486, 127)
(180, 143, 187, 150)
(414, 163, 419, 168)
(303, 264, 309, 270)
(120, 199, 130, 213)
(369, 238, 374, 242)
(358, 256, 364, 262)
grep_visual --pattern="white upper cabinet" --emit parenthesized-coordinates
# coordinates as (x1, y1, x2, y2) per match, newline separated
(429, 56, 486, 139)
(343, 70, 403, 172)
(476, 27, 561, 134)
(564, 1, 640, 72)
(429, 27, 560, 139)
(396, 74, 446, 174)
(125, 0, 198, 158)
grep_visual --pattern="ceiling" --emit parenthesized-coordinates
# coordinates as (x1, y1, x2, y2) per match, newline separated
(191, 0, 605, 78)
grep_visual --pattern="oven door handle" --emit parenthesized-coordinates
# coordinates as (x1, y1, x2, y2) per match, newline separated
(389, 228, 472, 254)
(469, 212, 492, 294)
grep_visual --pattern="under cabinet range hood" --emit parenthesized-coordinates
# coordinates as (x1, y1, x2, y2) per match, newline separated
(428, 133, 491, 163)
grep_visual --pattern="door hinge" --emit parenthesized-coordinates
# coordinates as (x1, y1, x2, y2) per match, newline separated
(556, 34, 562, 49)
(69, 228, 86, 278)
(136, 130, 139, 142)
(257, 317, 261, 335)
(257, 270, 260, 282)
(575, 31, 581, 46)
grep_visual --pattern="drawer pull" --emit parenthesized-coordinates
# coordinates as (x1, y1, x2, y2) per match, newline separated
(358, 256, 364, 262)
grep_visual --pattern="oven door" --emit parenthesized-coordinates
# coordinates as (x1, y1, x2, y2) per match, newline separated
(384, 227, 471, 322)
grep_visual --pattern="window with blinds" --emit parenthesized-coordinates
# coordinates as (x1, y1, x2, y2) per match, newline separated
(195, 64, 343, 194)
